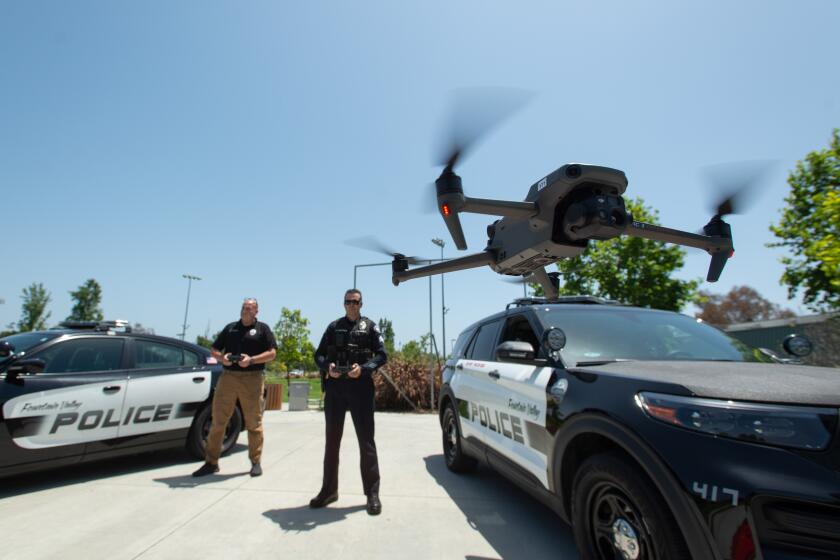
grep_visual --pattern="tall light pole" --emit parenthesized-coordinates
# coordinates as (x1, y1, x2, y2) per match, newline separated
(431, 238, 446, 359)
(180, 274, 201, 340)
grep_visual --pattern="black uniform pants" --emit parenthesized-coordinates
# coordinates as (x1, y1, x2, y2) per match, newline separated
(320, 376, 380, 496)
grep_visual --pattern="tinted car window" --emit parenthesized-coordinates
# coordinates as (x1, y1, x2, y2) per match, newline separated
(468, 321, 502, 361)
(451, 329, 476, 360)
(183, 349, 200, 366)
(0, 332, 62, 366)
(538, 307, 771, 366)
(135, 340, 187, 369)
(35, 338, 125, 373)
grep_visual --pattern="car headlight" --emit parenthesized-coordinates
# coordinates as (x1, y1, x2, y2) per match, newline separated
(636, 392, 838, 451)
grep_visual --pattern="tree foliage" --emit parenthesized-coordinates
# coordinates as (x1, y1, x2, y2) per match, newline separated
(195, 333, 217, 350)
(272, 308, 314, 372)
(398, 333, 433, 363)
(537, 198, 699, 311)
(67, 279, 104, 322)
(377, 318, 396, 355)
(18, 283, 51, 332)
(769, 129, 840, 311)
(695, 285, 795, 327)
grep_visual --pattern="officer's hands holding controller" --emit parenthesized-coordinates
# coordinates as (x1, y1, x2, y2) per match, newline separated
(327, 362, 362, 379)
(223, 353, 252, 368)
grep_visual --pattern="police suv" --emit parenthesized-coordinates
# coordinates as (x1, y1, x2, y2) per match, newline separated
(439, 297, 840, 560)
(0, 321, 242, 478)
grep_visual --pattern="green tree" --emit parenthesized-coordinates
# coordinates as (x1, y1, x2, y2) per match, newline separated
(195, 334, 216, 350)
(534, 198, 699, 311)
(67, 279, 104, 322)
(272, 308, 313, 372)
(769, 130, 840, 311)
(18, 283, 51, 332)
(378, 318, 396, 354)
(398, 333, 432, 363)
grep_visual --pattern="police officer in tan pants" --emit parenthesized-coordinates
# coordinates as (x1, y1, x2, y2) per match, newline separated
(193, 298, 277, 477)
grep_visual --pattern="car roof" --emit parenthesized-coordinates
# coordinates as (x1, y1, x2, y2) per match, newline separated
(29, 329, 211, 354)
(460, 298, 674, 334)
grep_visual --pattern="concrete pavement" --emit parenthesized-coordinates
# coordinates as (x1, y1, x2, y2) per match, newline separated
(0, 409, 580, 560)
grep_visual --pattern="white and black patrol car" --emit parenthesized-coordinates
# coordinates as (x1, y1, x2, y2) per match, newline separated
(439, 297, 840, 560)
(0, 321, 243, 478)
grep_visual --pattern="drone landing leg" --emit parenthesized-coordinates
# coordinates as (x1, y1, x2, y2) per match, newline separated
(531, 268, 558, 300)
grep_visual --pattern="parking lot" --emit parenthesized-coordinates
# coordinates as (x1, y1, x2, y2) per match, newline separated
(0, 409, 580, 560)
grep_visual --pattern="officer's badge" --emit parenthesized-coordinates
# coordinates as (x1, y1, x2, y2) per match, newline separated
(359, 321, 366, 330)
(249, 328, 257, 336)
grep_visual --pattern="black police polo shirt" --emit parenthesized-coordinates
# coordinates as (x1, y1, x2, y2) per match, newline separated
(212, 320, 277, 372)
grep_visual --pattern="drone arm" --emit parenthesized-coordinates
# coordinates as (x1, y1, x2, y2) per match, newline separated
(626, 221, 726, 250)
(392, 251, 495, 285)
(461, 197, 537, 218)
(626, 220, 734, 282)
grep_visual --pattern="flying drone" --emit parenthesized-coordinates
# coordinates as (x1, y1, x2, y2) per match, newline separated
(352, 91, 753, 299)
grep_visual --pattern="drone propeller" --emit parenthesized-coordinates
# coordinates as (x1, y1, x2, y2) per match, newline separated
(431, 88, 534, 250)
(344, 236, 429, 265)
(435, 87, 534, 173)
(695, 160, 775, 281)
(701, 160, 775, 218)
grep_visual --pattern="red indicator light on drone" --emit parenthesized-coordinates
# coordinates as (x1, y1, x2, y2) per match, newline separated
(729, 250, 735, 258)
(442, 204, 451, 216)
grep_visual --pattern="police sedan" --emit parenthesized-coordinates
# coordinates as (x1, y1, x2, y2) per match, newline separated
(0, 321, 243, 478)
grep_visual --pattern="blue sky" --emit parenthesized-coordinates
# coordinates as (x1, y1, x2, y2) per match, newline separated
(2, 1, 839, 352)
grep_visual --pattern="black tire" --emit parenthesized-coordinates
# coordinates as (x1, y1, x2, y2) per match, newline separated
(186, 404, 243, 460)
(571, 453, 690, 560)
(441, 404, 477, 473)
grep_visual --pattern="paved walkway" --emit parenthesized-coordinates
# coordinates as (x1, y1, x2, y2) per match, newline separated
(0, 410, 580, 560)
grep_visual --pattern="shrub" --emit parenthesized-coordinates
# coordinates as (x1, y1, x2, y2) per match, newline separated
(374, 356, 441, 411)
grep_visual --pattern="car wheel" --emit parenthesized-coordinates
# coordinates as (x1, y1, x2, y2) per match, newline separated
(571, 452, 690, 560)
(442, 404, 477, 473)
(186, 404, 243, 460)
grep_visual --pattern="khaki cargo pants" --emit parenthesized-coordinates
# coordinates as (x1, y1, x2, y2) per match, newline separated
(205, 370, 265, 465)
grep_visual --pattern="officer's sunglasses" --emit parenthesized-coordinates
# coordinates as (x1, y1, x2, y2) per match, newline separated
(344, 299, 362, 305)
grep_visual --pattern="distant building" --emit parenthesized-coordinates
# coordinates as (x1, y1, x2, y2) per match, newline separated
(725, 312, 840, 368)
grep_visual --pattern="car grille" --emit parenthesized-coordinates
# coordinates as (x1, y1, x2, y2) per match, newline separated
(752, 497, 840, 559)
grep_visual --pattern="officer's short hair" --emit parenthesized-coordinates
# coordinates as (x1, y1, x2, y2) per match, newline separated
(242, 298, 258, 307)
(344, 289, 362, 301)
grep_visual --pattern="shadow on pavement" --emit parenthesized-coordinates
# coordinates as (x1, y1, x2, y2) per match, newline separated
(154, 471, 248, 488)
(424, 454, 580, 560)
(0, 443, 248, 498)
(263, 504, 368, 531)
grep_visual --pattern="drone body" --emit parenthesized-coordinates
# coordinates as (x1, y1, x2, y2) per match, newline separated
(390, 160, 734, 299)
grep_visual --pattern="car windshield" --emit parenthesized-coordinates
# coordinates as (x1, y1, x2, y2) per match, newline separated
(0, 332, 62, 364)
(537, 307, 771, 366)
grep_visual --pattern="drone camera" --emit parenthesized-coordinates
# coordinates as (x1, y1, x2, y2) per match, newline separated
(556, 185, 630, 242)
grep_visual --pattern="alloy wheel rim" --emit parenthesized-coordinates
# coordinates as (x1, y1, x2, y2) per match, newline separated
(588, 482, 654, 560)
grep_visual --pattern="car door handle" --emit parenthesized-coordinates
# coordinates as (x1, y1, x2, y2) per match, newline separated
(455, 364, 463, 370)
(488, 370, 500, 379)
(102, 386, 121, 394)
(192, 376, 206, 383)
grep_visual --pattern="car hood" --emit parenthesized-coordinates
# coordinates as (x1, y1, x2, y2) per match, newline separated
(572, 361, 840, 406)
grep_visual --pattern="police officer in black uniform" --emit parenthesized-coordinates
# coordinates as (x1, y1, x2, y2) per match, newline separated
(310, 288, 387, 515)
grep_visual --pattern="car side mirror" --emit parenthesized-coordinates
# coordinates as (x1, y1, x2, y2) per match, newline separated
(0, 341, 14, 358)
(496, 341, 536, 363)
(7, 358, 46, 378)
(782, 334, 813, 358)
